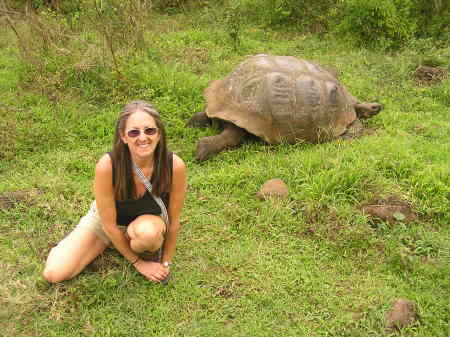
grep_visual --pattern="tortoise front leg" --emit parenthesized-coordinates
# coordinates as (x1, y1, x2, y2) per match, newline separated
(187, 111, 211, 127)
(196, 122, 246, 161)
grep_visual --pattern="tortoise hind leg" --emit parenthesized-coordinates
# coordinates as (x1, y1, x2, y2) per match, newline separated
(187, 111, 211, 127)
(196, 122, 246, 161)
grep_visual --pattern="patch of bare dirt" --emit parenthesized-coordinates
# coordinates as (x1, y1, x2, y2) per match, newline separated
(413, 124, 427, 134)
(295, 205, 345, 241)
(386, 298, 419, 331)
(85, 249, 121, 273)
(215, 286, 234, 299)
(361, 195, 417, 225)
(414, 66, 449, 85)
(0, 188, 43, 210)
(213, 280, 243, 299)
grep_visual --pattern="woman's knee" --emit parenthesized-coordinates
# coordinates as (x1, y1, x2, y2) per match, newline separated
(43, 267, 62, 283)
(43, 264, 71, 283)
(42, 228, 107, 283)
(128, 215, 165, 252)
(129, 215, 165, 242)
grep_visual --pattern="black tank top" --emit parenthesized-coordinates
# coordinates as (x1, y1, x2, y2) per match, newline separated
(110, 153, 172, 226)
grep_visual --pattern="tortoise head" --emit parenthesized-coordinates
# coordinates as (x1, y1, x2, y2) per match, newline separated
(354, 103, 383, 119)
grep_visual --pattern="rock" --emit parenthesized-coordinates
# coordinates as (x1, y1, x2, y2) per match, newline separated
(361, 196, 417, 224)
(256, 179, 288, 200)
(362, 205, 417, 224)
(386, 298, 419, 331)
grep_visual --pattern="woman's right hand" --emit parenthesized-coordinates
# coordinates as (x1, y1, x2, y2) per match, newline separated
(134, 260, 169, 283)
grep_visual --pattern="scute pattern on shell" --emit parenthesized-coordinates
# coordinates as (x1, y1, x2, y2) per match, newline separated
(204, 54, 358, 144)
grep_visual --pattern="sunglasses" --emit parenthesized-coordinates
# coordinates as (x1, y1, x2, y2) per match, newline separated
(126, 127, 158, 138)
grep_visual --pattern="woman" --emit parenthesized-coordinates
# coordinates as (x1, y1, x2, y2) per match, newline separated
(44, 100, 187, 283)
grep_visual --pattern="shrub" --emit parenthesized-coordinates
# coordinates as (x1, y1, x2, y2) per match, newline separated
(236, 0, 338, 33)
(335, 0, 417, 49)
(335, 0, 450, 49)
(412, 0, 450, 41)
(152, 0, 203, 13)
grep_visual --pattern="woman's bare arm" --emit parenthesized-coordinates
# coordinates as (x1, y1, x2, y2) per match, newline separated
(94, 154, 140, 263)
(161, 153, 187, 263)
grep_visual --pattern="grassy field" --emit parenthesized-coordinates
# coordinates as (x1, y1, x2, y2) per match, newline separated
(0, 5, 449, 337)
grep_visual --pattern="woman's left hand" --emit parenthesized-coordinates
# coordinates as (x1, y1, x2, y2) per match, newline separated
(134, 260, 169, 283)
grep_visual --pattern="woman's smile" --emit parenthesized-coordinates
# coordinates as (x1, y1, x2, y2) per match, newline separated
(122, 110, 161, 161)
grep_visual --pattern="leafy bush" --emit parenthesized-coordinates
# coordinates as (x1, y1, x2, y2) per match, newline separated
(152, 0, 202, 13)
(335, 0, 450, 49)
(335, 0, 417, 49)
(5, 0, 83, 13)
(217, 0, 449, 44)
(412, 0, 450, 41)
(236, 0, 338, 32)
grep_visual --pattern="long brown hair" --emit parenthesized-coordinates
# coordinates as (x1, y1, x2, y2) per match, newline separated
(111, 100, 171, 200)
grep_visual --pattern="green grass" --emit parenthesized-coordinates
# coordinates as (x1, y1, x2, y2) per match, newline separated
(1, 7, 449, 337)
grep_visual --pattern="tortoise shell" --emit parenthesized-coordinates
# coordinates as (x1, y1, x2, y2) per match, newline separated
(204, 54, 358, 143)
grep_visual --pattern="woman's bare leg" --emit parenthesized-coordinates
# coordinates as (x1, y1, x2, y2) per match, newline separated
(43, 227, 108, 283)
(126, 214, 165, 253)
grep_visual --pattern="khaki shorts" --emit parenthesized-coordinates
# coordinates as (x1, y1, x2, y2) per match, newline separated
(77, 201, 127, 245)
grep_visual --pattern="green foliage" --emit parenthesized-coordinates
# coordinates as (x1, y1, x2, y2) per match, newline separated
(223, 1, 244, 51)
(1, 3, 449, 337)
(335, 0, 450, 49)
(3, 0, 157, 103)
(336, 0, 416, 49)
(237, 0, 338, 32)
(411, 0, 450, 40)
(152, 0, 202, 13)
(5, 0, 84, 14)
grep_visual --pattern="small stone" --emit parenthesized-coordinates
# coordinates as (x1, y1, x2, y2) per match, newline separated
(386, 298, 419, 331)
(256, 179, 288, 200)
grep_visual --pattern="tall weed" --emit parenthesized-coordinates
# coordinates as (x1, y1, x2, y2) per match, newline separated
(3, 0, 155, 103)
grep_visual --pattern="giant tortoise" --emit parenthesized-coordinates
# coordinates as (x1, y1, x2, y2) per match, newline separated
(189, 54, 382, 161)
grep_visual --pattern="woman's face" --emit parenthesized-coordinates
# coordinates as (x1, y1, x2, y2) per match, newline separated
(121, 110, 161, 161)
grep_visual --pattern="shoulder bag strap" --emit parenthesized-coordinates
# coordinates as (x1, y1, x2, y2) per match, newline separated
(132, 163, 170, 226)
(133, 163, 170, 263)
